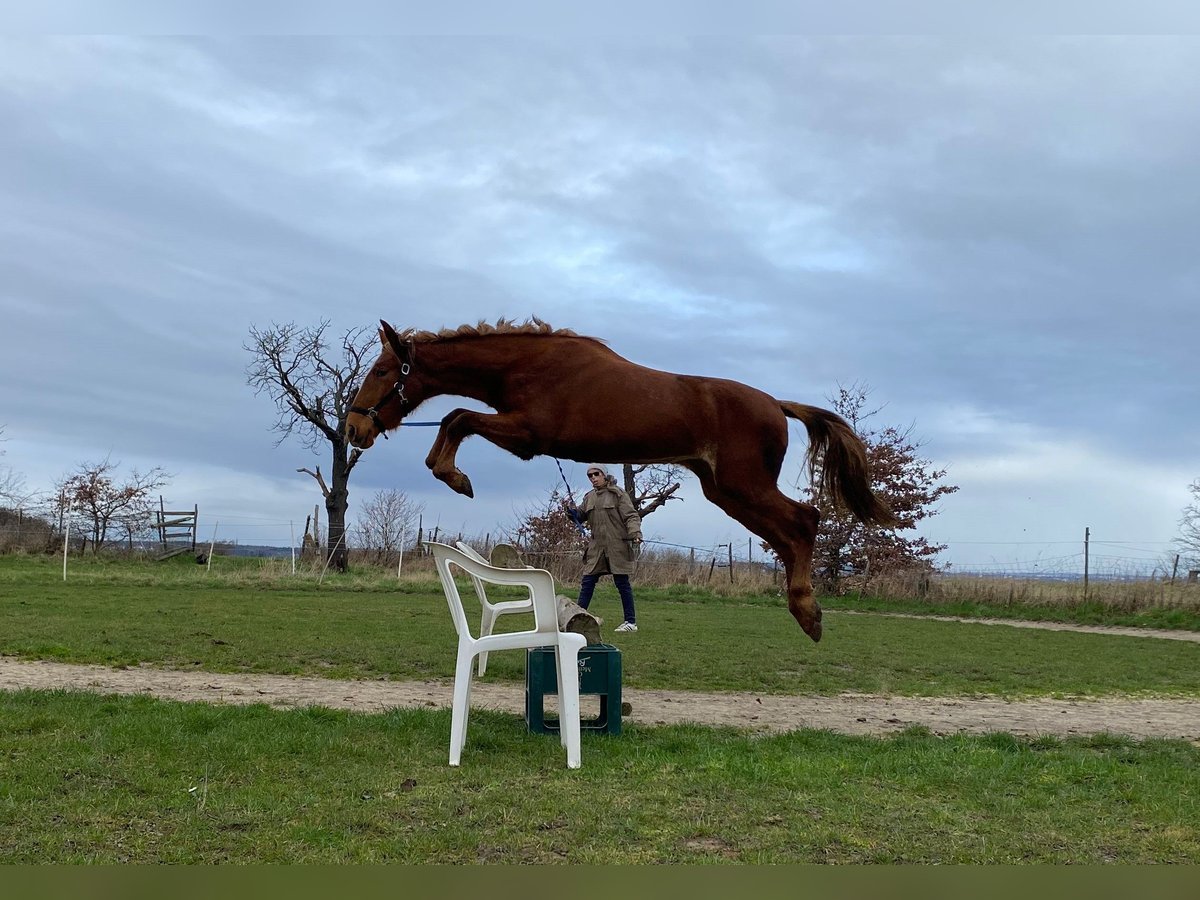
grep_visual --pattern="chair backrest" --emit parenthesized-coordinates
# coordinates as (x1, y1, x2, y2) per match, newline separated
(454, 540, 490, 567)
(427, 542, 558, 640)
(453, 541, 494, 612)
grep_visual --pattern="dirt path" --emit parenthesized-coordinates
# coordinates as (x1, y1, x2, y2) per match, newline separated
(3, 656, 1199, 742)
(847, 611, 1200, 643)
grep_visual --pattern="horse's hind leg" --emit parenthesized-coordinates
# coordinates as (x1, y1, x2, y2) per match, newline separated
(778, 501, 822, 641)
(747, 495, 823, 642)
(693, 466, 823, 641)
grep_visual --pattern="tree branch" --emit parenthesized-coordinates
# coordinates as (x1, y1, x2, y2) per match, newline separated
(297, 466, 331, 498)
(637, 481, 682, 518)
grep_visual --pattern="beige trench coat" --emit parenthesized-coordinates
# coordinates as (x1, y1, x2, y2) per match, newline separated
(578, 483, 643, 576)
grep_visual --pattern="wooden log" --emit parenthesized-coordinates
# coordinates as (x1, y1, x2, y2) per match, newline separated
(489, 542, 523, 568)
(556, 594, 603, 646)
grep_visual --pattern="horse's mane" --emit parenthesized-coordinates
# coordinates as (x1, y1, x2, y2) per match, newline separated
(402, 318, 604, 346)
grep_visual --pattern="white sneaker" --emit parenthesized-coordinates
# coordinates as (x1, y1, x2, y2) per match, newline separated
(614, 621, 638, 633)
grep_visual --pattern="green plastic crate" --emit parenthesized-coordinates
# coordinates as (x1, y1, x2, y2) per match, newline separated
(525, 643, 622, 736)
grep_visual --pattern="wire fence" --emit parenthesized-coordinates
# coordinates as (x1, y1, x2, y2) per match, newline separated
(2, 504, 1196, 587)
(7, 503, 1199, 616)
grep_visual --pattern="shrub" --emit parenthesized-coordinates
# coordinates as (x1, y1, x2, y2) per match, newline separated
(0, 507, 57, 553)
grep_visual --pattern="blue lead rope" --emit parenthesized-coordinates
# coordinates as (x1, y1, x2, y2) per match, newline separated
(554, 457, 588, 536)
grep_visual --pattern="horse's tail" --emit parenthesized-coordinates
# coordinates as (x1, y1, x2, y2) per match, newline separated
(780, 401, 899, 527)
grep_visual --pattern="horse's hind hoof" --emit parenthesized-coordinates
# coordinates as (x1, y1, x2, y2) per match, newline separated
(789, 600, 823, 643)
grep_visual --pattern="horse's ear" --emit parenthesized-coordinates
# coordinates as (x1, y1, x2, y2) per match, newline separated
(380, 320, 411, 364)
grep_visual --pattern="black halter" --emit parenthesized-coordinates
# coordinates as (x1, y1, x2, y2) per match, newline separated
(349, 361, 411, 441)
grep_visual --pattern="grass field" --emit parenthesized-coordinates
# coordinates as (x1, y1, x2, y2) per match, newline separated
(3, 554, 1200, 697)
(2, 691, 1198, 863)
(2, 553, 1199, 863)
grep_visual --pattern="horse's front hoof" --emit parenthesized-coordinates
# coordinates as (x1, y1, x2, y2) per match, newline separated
(432, 468, 474, 497)
(449, 471, 474, 498)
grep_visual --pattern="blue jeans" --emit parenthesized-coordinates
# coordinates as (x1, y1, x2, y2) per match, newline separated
(577, 573, 636, 624)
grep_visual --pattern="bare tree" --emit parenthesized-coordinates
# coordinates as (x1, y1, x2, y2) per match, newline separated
(1176, 479, 1200, 568)
(353, 488, 425, 563)
(621, 463, 684, 518)
(0, 425, 32, 509)
(54, 457, 170, 552)
(245, 321, 377, 573)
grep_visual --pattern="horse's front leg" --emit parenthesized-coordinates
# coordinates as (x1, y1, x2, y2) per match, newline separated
(425, 410, 476, 497)
(425, 409, 537, 498)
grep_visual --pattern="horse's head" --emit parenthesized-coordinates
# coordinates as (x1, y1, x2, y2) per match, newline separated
(345, 320, 418, 449)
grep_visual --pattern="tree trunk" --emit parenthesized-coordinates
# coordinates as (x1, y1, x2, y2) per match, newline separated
(326, 494, 348, 572)
(326, 439, 352, 573)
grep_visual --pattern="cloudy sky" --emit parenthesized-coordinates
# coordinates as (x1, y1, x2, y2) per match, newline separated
(1, 35, 1197, 575)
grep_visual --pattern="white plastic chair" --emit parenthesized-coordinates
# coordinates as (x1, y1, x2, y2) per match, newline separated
(426, 541, 586, 769)
(454, 541, 535, 677)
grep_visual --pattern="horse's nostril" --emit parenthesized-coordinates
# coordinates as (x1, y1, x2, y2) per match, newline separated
(347, 424, 357, 441)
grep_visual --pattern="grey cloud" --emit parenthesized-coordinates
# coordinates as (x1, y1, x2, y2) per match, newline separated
(2, 35, 1197, 562)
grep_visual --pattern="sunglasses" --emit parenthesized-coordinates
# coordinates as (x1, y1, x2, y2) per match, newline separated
(587, 471, 603, 477)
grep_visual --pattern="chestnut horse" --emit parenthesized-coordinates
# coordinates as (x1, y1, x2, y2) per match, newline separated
(346, 319, 896, 642)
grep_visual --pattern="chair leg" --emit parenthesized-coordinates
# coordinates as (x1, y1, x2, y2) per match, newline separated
(477, 608, 497, 676)
(555, 641, 583, 769)
(554, 648, 568, 749)
(449, 648, 476, 766)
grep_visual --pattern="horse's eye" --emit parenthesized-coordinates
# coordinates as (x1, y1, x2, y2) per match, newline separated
(374, 368, 388, 377)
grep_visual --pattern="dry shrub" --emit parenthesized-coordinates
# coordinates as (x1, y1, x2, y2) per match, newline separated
(865, 569, 1200, 614)
(44, 538, 1179, 622)
(367, 540, 784, 597)
(0, 507, 57, 553)
(514, 550, 580, 587)
(522, 545, 781, 596)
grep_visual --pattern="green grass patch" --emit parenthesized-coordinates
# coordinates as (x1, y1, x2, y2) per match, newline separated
(2, 555, 1200, 698)
(1, 690, 1198, 863)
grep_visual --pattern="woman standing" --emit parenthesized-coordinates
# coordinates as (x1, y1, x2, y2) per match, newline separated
(565, 464, 643, 633)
